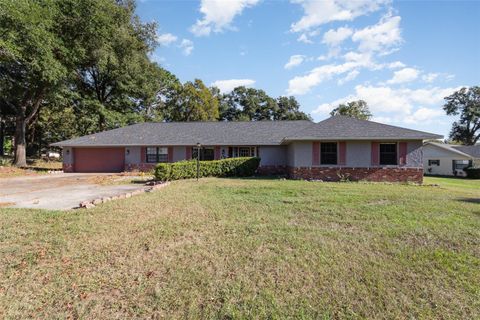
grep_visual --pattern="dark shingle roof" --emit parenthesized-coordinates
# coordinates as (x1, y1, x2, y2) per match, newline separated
(51, 116, 443, 147)
(284, 115, 443, 141)
(51, 121, 312, 146)
(453, 145, 480, 158)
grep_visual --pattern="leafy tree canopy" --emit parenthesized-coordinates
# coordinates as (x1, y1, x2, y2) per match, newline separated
(164, 79, 219, 121)
(219, 87, 310, 121)
(443, 86, 480, 145)
(330, 100, 372, 120)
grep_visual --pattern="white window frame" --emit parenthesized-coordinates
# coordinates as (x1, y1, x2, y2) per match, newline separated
(146, 147, 168, 163)
(230, 146, 257, 158)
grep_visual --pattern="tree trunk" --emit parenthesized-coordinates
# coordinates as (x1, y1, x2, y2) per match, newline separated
(0, 120, 4, 156)
(13, 112, 27, 167)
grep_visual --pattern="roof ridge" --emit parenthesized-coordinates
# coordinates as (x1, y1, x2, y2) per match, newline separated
(137, 120, 313, 124)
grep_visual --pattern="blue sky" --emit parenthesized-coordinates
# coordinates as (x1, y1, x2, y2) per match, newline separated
(136, 0, 480, 137)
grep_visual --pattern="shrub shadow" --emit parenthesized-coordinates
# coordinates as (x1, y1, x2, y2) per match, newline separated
(457, 198, 480, 204)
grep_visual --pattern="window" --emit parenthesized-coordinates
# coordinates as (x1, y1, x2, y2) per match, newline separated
(428, 160, 440, 166)
(192, 147, 214, 161)
(320, 142, 337, 165)
(146, 147, 168, 163)
(453, 160, 470, 170)
(239, 147, 254, 157)
(228, 147, 256, 158)
(379, 143, 397, 165)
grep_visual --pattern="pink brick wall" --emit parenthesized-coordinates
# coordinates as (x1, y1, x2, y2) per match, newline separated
(288, 166, 423, 183)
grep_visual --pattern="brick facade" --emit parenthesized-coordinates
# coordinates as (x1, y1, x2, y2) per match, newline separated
(120, 163, 423, 183)
(63, 163, 74, 173)
(288, 166, 423, 183)
(256, 165, 288, 176)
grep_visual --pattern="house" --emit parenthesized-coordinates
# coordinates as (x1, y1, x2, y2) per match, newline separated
(51, 115, 442, 182)
(423, 142, 480, 176)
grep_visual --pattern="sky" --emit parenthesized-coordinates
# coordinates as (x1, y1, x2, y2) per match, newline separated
(136, 0, 480, 138)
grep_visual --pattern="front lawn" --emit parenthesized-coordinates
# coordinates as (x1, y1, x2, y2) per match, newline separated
(0, 178, 479, 318)
(0, 158, 62, 179)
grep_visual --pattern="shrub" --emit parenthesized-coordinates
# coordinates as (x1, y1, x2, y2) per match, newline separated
(155, 157, 261, 181)
(0, 157, 11, 166)
(463, 167, 480, 179)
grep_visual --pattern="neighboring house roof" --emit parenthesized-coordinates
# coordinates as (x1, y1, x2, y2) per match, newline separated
(51, 115, 443, 147)
(283, 115, 443, 141)
(453, 145, 480, 158)
(424, 142, 480, 158)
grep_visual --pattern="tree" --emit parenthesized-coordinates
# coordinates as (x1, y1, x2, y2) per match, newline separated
(219, 87, 311, 121)
(0, 99, 16, 156)
(330, 100, 372, 120)
(0, 0, 70, 166)
(165, 79, 219, 121)
(443, 86, 480, 145)
(275, 96, 311, 120)
(0, 0, 162, 165)
(62, 0, 158, 132)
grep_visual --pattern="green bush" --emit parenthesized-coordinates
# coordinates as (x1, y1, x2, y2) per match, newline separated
(464, 167, 480, 179)
(0, 157, 11, 166)
(155, 157, 261, 181)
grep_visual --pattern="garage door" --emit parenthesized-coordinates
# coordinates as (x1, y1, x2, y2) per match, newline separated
(73, 148, 125, 173)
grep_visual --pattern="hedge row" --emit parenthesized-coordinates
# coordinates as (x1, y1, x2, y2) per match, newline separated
(464, 167, 480, 179)
(154, 157, 261, 181)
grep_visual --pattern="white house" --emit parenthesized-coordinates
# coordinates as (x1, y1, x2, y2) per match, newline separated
(423, 142, 480, 176)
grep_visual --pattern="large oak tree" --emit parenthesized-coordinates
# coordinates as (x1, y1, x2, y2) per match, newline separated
(443, 86, 480, 145)
(0, 0, 162, 166)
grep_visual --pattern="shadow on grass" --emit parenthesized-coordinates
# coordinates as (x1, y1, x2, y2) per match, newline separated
(457, 198, 480, 204)
(222, 175, 288, 181)
(424, 174, 470, 180)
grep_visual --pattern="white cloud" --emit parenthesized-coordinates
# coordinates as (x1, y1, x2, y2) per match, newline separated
(179, 39, 194, 56)
(322, 26, 353, 46)
(287, 51, 380, 95)
(403, 107, 444, 124)
(211, 79, 256, 92)
(313, 85, 461, 118)
(287, 62, 359, 95)
(157, 33, 178, 46)
(285, 55, 306, 69)
(387, 67, 420, 84)
(297, 29, 321, 44)
(422, 73, 439, 83)
(352, 15, 402, 55)
(190, 0, 260, 36)
(338, 69, 360, 85)
(290, 0, 388, 33)
(387, 61, 406, 69)
(297, 33, 313, 44)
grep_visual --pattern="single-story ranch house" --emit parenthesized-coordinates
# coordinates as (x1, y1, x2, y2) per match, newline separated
(423, 142, 480, 177)
(52, 115, 442, 182)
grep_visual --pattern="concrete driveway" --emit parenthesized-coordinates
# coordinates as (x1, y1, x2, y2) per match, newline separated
(0, 173, 148, 210)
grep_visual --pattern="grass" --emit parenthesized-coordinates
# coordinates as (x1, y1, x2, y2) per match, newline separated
(0, 177, 479, 319)
(0, 157, 62, 179)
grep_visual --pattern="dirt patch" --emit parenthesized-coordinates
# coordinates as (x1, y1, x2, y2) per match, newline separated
(0, 166, 39, 179)
(0, 202, 16, 207)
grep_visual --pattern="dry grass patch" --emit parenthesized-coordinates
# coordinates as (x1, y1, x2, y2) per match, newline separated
(0, 177, 479, 318)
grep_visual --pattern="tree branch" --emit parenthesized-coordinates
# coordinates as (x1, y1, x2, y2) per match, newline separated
(25, 89, 45, 125)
